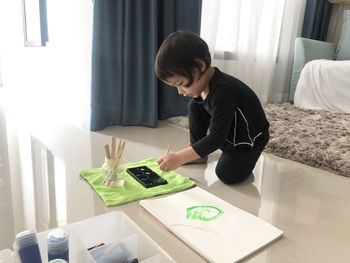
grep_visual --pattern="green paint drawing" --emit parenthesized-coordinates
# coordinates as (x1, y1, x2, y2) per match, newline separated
(186, 206, 224, 221)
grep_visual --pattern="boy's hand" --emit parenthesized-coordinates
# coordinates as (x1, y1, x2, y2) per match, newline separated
(157, 146, 202, 172)
(158, 152, 183, 171)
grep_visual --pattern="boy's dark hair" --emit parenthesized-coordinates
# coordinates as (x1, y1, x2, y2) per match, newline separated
(155, 31, 211, 87)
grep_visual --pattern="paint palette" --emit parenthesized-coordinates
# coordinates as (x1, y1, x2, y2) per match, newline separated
(126, 166, 168, 188)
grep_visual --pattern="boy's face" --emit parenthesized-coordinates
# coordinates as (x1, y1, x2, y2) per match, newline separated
(165, 70, 206, 98)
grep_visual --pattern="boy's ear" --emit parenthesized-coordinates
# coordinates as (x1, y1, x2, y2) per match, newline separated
(195, 59, 206, 73)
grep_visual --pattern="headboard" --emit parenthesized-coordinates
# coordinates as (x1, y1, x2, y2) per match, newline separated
(289, 38, 336, 102)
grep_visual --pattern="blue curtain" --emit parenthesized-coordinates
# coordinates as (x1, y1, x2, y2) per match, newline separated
(38, 0, 49, 45)
(90, 0, 202, 131)
(302, 0, 333, 41)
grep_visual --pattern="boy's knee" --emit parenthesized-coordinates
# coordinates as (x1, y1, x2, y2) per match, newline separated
(215, 165, 250, 185)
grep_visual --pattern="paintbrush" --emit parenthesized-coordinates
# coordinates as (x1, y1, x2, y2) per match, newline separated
(161, 145, 170, 177)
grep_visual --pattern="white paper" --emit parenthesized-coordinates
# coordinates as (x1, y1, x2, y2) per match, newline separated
(140, 187, 283, 263)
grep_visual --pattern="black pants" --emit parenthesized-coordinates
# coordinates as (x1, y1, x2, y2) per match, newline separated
(188, 99, 269, 185)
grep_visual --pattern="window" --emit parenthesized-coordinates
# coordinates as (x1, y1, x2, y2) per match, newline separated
(22, 0, 48, 46)
(215, 0, 240, 55)
(201, 0, 241, 60)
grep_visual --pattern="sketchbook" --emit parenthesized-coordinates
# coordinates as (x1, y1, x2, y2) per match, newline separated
(140, 187, 283, 263)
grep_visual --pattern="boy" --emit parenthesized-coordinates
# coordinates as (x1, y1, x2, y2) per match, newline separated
(156, 31, 269, 184)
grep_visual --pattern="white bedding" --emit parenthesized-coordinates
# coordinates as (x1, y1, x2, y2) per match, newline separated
(294, 59, 350, 114)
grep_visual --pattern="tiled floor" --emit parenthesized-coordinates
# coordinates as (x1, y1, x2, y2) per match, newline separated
(1, 121, 350, 262)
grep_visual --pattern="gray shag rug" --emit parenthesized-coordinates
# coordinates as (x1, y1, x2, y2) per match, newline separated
(166, 103, 350, 177)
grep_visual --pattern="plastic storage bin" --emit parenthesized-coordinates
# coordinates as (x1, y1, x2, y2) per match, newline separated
(35, 211, 175, 263)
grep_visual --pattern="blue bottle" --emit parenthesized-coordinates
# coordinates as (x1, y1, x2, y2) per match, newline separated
(47, 228, 69, 262)
(15, 229, 42, 263)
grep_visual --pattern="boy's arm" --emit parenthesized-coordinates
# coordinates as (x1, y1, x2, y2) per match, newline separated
(158, 146, 201, 171)
(192, 88, 234, 157)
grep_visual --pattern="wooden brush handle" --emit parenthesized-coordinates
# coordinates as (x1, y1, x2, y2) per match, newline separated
(104, 144, 111, 159)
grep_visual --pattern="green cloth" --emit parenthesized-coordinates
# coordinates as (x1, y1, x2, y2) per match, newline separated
(80, 158, 196, 207)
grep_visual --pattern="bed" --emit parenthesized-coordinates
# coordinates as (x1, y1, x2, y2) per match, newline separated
(294, 59, 350, 114)
(264, 55, 350, 177)
(264, 21, 350, 178)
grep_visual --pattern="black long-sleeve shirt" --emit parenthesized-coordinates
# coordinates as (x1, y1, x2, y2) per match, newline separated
(192, 68, 269, 157)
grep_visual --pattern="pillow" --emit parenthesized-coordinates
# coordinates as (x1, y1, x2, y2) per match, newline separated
(336, 10, 350, 60)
